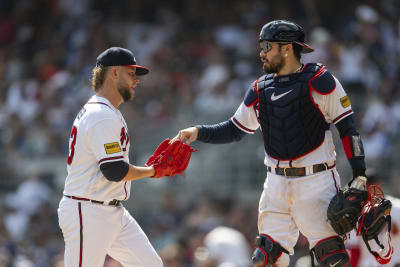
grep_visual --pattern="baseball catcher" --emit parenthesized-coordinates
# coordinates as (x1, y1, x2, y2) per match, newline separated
(145, 139, 196, 178)
(174, 19, 372, 267)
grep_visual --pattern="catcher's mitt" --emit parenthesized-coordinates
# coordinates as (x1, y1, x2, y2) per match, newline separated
(145, 139, 196, 178)
(327, 188, 368, 235)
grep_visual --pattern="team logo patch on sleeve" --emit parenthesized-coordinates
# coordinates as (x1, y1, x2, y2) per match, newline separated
(104, 142, 122, 154)
(340, 96, 351, 108)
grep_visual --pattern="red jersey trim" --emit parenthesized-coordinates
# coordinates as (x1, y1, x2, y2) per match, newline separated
(78, 203, 83, 267)
(232, 117, 256, 133)
(123, 182, 128, 200)
(333, 110, 353, 124)
(331, 170, 339, 193)
(98, 156, 124, 164)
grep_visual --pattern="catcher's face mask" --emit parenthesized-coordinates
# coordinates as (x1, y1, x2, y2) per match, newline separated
(356, 186, 393, 265)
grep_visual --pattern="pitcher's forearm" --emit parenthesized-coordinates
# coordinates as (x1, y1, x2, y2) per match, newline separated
(122, 165, 155, 181)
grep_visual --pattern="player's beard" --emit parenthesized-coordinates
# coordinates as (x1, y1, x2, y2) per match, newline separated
(263, 53, 285, 74)
(117, 81, 134, 102)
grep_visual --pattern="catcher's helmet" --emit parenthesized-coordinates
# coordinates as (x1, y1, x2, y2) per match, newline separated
(259, 20, 314, 53)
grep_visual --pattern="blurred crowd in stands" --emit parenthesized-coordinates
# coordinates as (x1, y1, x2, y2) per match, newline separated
(0, 0, 399, 266)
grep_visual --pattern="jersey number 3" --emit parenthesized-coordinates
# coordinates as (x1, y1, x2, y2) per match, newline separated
(67, 126, 78, 165)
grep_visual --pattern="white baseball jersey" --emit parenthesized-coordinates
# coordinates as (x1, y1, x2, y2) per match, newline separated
(59, 94, 162, 267)
(232, 74, 353, 168)
(63, 95, 131, 201)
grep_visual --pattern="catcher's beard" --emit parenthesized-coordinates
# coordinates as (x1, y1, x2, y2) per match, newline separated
(263, 52, 285, 74)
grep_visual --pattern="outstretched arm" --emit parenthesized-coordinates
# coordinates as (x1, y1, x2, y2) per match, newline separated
(175, 119, 246, 145)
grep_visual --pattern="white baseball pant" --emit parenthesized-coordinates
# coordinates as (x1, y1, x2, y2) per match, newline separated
(58, 196, 163, 267)
(258, 168, 341, 267)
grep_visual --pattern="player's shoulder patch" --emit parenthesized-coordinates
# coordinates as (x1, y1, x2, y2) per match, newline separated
(340, 95, 351, 108)
(104, 142, 122, 154)
(244, 80, 259, 107)
(309, 66, 336, 95)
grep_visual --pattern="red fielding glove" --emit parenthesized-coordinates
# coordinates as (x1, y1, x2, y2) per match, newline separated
(146, 139, 196, 178)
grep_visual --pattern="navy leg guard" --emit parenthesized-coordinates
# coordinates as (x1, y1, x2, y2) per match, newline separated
(252, 234, 288, 267)
(311, 236, 350, 267)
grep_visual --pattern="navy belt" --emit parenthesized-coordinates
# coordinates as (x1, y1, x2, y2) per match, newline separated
(64, 195, 121, 207)
(267, 162, 336, 177)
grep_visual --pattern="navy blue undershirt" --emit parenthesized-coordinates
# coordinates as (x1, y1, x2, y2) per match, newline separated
(100, 161, 129, 182)
(196, 119, 245, 144)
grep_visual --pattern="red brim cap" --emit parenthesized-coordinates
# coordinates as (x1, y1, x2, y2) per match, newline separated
(126, 65, 150, 75)
(294, 41, 314, 53)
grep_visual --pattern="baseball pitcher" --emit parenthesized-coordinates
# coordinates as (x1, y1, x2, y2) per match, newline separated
(58, 47, 193, 267)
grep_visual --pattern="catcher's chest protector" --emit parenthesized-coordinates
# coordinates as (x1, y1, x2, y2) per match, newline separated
(257, 63, 329, 160)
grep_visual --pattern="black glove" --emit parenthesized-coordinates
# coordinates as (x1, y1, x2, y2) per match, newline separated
(327, 188, 368, 235)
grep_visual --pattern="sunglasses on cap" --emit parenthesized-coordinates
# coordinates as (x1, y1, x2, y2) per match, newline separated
(259, 41, 291, 53)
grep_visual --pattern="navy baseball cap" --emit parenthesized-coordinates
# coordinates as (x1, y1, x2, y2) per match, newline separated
(96, 47, 150, 75)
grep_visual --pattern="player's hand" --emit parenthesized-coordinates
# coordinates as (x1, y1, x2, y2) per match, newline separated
(172, 127, 199, 145)
(349, 176, 367, 191)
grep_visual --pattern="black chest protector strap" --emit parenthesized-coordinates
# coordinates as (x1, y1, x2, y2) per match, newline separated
(257, 63, 330, 160)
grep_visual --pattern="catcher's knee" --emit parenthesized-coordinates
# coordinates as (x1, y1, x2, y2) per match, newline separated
(252, 234, 289, 267)
(311, 236, 350, 267)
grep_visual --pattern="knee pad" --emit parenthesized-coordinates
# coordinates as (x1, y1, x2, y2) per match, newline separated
(252, 234, 288, 267)
(311, 236, 350, 267)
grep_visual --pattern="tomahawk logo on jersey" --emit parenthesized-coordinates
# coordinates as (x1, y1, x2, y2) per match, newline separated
(64, 95, 131, 202)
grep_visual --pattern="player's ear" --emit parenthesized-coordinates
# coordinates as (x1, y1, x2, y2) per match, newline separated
(110, 67, 119, 79)
(283, 45, 289, 57)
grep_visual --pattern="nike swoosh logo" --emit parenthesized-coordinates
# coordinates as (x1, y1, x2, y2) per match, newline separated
(329, 259, 341, 267)
(271, 90, 293, 101)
